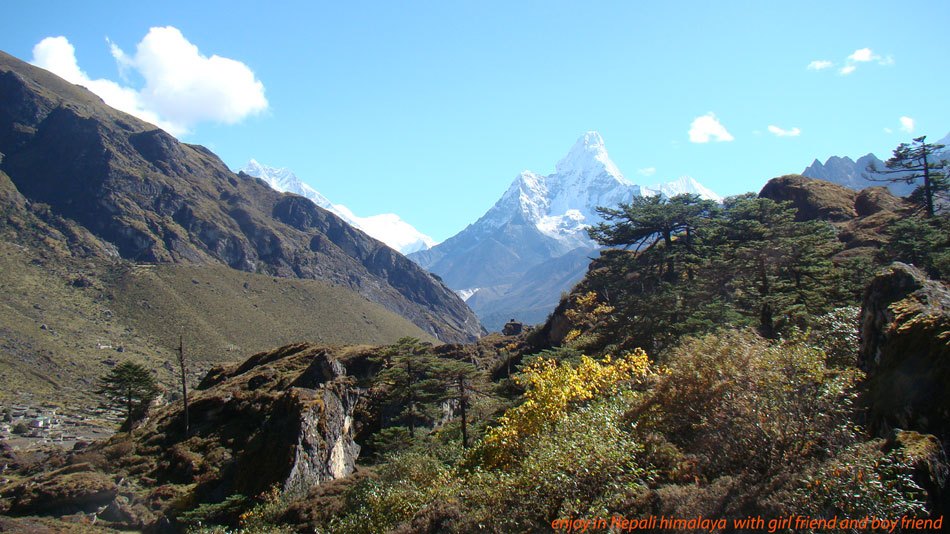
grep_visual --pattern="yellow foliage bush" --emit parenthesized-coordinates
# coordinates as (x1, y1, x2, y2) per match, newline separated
(562, 291, 614, 349)
(474, 349, 652, 468)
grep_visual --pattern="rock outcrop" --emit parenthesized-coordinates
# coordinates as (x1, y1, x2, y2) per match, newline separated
(759, 174, 858, 222)
(0, 343, 373, 529)
(759, 174, 908, 258)
(859, 262, 950, 440)
(146, 343, 364, 500)
(859, 262, 950, 512)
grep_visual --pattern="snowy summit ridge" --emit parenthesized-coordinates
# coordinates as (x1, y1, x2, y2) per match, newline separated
(240, 160, 435, 254)
(474, 131, 720, 249)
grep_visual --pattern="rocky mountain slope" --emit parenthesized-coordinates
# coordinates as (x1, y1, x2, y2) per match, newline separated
(0, 333, 533, 532)
(410, 131, 721, 331)
(0, 343, 369, 530)
(240, 159, 436, 254)
(0, 50, 483, 344)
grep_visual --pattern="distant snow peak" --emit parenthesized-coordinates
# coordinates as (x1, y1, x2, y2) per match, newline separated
(456, 288, 480, 302)
(555, 130, 627, 183)
(240, 160, 435, 255)
(358, 213, 437, 254)
(644, 176, 723, 203)
(484, 133, 721, 246)
(537, 209, 587, 238)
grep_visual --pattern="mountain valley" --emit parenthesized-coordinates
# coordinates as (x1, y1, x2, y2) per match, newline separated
(0, 42, 948, 534)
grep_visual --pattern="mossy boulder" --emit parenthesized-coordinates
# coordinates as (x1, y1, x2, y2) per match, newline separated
(2, 463, 117, 516)
(889, 431, 949, 515)
(855, 186, 905, 216)
(759, 174, 858, 222)
(860, 262, 950, 443)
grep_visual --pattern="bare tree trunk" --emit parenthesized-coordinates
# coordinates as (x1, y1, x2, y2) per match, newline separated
(458, 375, 469, 449)
(922, 150, 934, 217)
(178, 335, 189, 436)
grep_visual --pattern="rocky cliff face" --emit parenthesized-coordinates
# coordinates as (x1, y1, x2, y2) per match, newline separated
(154, 343, 364, 499)
(0, 50, 483, 343)
(859, 263, 950, 441)
(859, 262, 950, 513)
(0, 342, 374, 530)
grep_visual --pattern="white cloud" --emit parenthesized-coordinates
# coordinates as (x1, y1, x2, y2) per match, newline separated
(884, 127, 894, 134)
(32, 36, 173, 131)
(899, 116, 915, 133)
(848, 48, 878, 62)
(31, 27, 267, 136)
(31, 37, 85, 83)
(807, 60, 833, 71)
(637, 167, 656, 177)
(688, 113, 734, 143)
(827, 48, 891, 76)
(768, 125, 801, 137)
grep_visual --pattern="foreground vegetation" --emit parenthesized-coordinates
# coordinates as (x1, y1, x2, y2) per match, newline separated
(180, 327, 928, 534)
(179, 184, 948, 533)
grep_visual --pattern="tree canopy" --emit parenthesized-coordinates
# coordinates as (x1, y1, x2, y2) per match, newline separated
(97, 361, 160, 430)
(580, 194, 845, 351)
(867, 135, 948, 217)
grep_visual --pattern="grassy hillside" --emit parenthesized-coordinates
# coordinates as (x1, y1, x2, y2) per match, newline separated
(0, 235, 436, 408)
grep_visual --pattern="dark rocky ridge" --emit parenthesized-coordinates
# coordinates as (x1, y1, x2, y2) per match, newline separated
(0, 50, 483, 343)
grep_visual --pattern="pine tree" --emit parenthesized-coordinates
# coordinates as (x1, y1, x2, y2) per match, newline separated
(867, 136, 948, 217)
(882, 215, 950, 280)
(710, 196, 842, 337)
(439, 359, 484, 448)
(589, 194, 717, 281)
(373, 338, 443, 446)
(97, 361, 160, 430)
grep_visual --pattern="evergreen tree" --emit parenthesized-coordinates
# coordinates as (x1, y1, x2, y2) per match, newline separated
(97, 361, 160, 430)
(439, 359, 484, 448)
(589, 194, 717, 281)
(579, 194, 845, 350)
(882, 215, 950, 280)
(373, 338, 443, 445)
(711, 196, 842, 337)
(867, 136, 948, 217)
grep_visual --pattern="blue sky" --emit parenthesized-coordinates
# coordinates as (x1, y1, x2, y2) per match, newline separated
(4, 1, 949, 242)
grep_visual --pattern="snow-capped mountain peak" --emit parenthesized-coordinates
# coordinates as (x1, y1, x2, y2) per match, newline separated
(242, 159, 333, 208)
(555, 131, 628, 184)
(474, 131, 722, 247)
(240, 160, 435, 255)
(408, 131, 723, 332)
(473, 131, 720, 249)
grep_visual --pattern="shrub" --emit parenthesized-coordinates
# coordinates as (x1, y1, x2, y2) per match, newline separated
(327, 452, 458, 534)
(629, 330, 861, 481)
(472, 350, 652, 468)
(807, 306, 861, 368)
